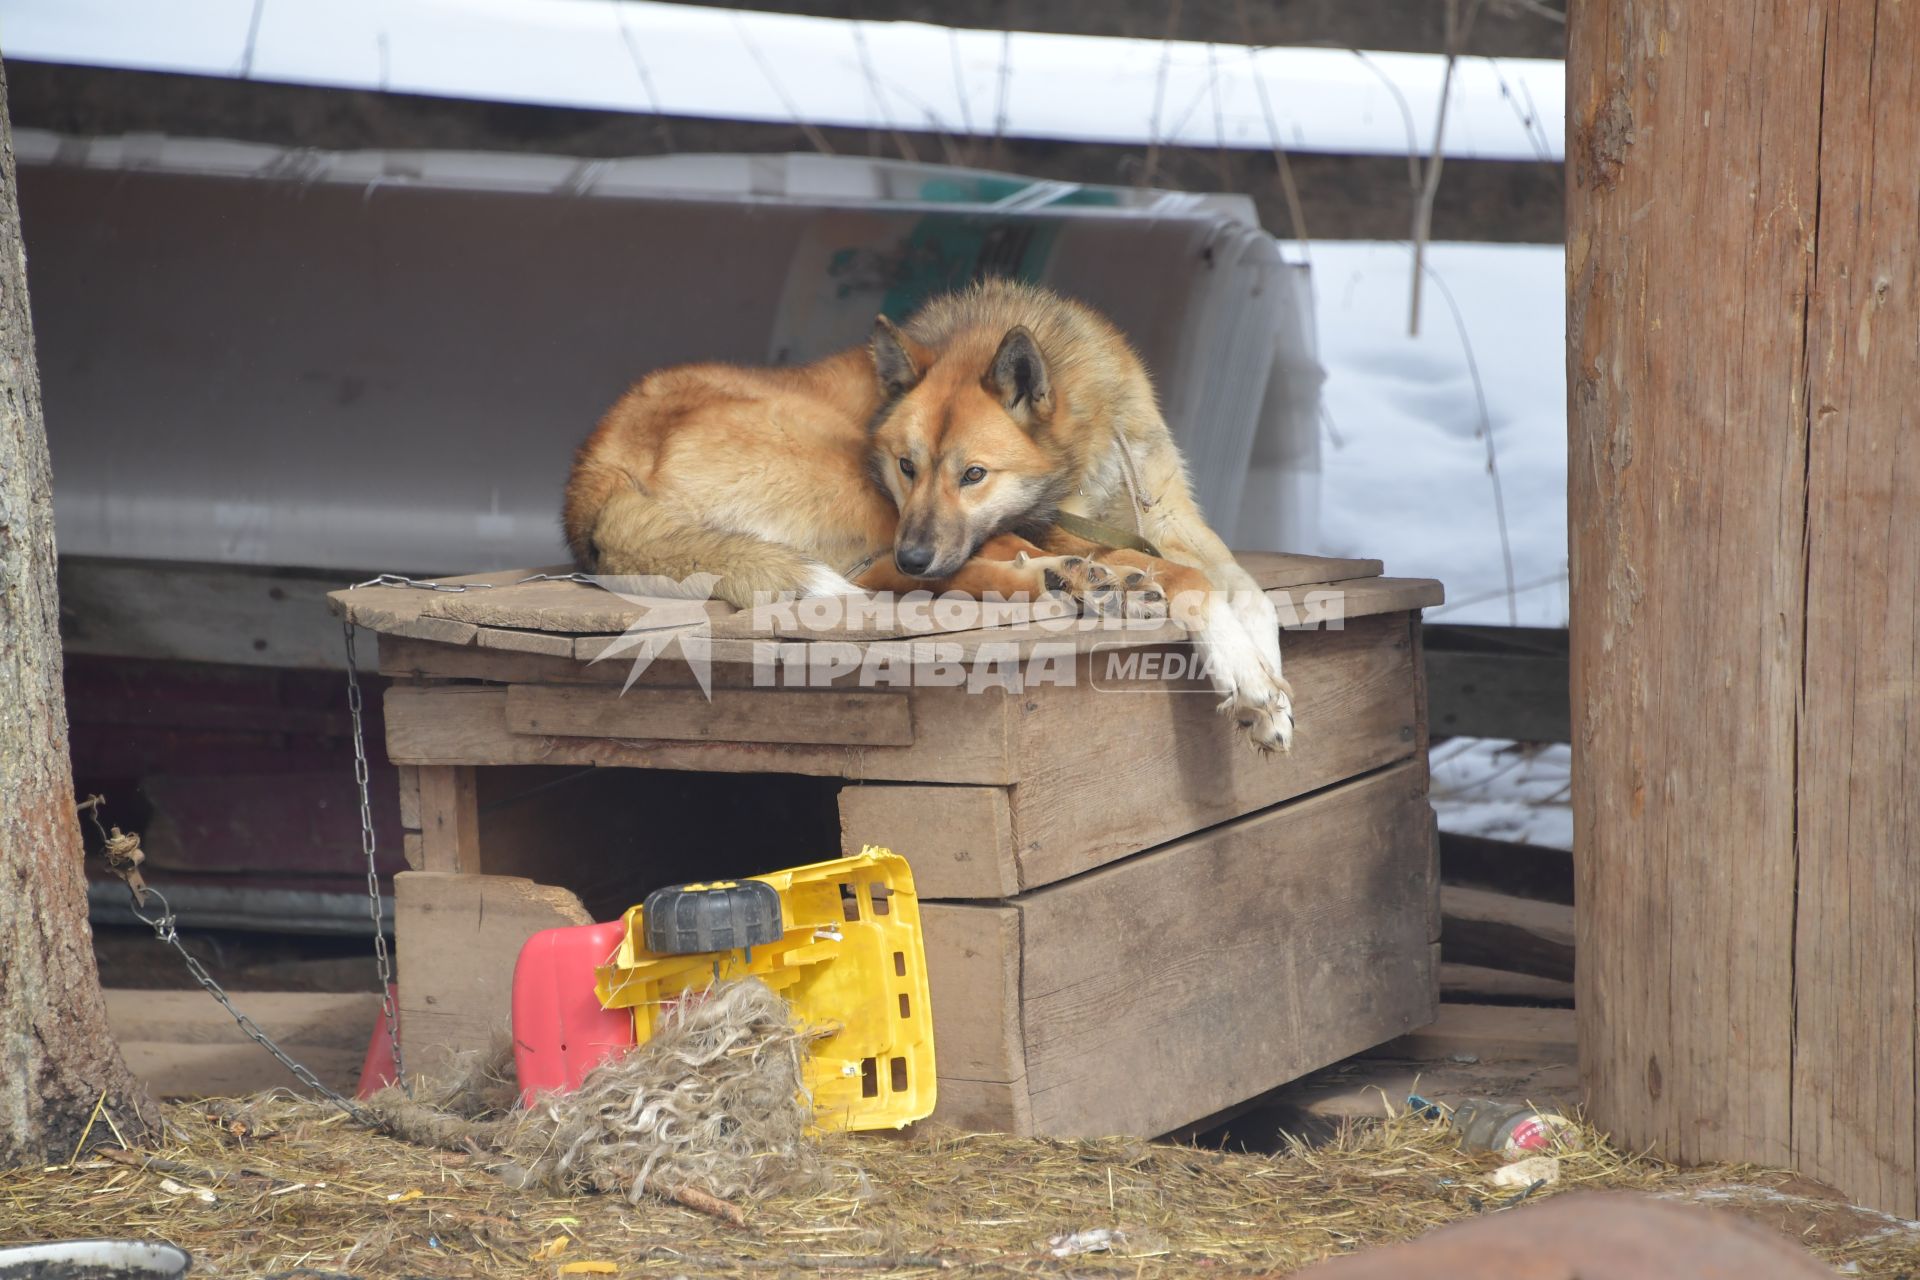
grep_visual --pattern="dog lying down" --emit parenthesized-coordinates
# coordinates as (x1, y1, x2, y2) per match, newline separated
(563, 280, 1294, 752)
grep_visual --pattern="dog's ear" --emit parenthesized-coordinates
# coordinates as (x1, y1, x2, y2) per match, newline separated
(985, 325, 1053, 425)
(869, 315, 928, 400)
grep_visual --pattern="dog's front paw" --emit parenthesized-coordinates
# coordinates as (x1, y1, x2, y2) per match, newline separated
(1197, 593, 1295, 752)
(1014, 553, 1166, 619)
(1221, 675, 1295, 753)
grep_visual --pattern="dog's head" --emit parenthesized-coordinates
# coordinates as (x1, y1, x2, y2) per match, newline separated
(866, 315, 1069, 579)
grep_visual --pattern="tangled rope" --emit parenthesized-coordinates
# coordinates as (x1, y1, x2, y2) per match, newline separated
(366, 979, 827, 1224)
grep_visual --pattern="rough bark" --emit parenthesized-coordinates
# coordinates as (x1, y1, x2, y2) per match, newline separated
(0, 56, 155, 1165)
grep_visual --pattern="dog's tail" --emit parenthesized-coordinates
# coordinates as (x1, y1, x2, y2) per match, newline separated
(569, 480, 860, 609)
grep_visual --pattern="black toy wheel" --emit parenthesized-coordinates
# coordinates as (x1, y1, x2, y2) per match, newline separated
(642, 879, 784, 955)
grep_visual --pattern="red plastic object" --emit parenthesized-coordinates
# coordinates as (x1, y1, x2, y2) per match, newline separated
(511, 920, 636, 1104)
(355, 984, 400, 1099)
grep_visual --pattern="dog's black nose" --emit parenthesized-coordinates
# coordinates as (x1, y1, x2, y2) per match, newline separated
(895, 544, 936, 576)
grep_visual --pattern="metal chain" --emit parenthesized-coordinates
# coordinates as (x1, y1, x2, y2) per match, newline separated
(348, 572, 493, 592)
(124, 883, 376, 1127)
(335, 568, 605, 1091)
(513, 571, 600, 586)
(84, 800, 377, 1125)
(344, 619, 407, 1096)
(86, 570, 598, 1124)
(98, 570, 612, 1117)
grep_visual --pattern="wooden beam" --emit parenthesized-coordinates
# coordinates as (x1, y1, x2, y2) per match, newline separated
(57, 554, 362, 670)
(1791, 0, 1920, 1221)
(1440, 884, 1573, 983)
(1439, 831, 1572, 906)
(840, 785, 1021, 899)
(1571, 0, 1920, 1215)
(1369, 1001, 1575, 1064)
(504, 684, 916, 748)
(414, 766, 481, 875)
(10, 63, 1566, 245)
(383, 682, 1018, 785)
(1438, 963, 1573, 1007)
(106, 989, 379, 1098)
(1423, 624, 1569, 743)
(1017, 762, 1437, 1136)
(394, 873, 593, 1079)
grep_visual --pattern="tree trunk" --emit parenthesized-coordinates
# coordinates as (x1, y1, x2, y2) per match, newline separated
(1570, 0, 1920, 1214)
(0, 57, 155, 1165)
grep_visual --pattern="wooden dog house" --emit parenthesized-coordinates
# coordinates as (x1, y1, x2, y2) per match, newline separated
(332, 552, 1440, 1137)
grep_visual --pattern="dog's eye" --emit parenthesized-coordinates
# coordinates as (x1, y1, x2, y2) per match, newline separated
(898, 457, 916, 479)
(961, 466, 988, 486)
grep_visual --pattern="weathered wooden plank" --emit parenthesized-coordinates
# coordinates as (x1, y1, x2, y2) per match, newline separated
(936, 576, 1440, 661)
(1440, 885, 1574, 984)
(106, 988, 379, 1050)
(1425, 647, 1570, 743)
(914, 1078, 1032, 1136)
(383, 683, 1016, 784)
(505, 684, 915, 748)
(1440, 831, 1573, 906)
(107, 989, 379, 1098)
(1414, 621, 1442, 958)
(1371, 1002, 1576, 1065)
(394, 872, 593, 1079)
(1409, 615, 1432, 755)
(1569, 0, 1815, 1182)
(59, 555, 353, 670)
(1016, 762, 1436, 1137)
(921, 903, 1026, 1088)
(839, 785, 1019, 899)
(1286, 577, 1444, 627)
(1007, 613, 1420, 890)
(401, 616, 480, 647)
(342, 555, 1391, 645)
(1439, 964, 1575, 1007)
(327, 568, 533, 634)
(426, 579, 729, 635)
(384, 633, 621, 684)
(415, 765, 480, 875)
(395, 764, 421, 831)
(1238, 553, 1383, 591)
(1790, 0, 1920, 1218)
(476, 625, 577, 657)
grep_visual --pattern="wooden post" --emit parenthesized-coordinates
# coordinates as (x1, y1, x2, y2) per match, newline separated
(416, 765, 481, 874)
(1570, 2, 1920, 1212)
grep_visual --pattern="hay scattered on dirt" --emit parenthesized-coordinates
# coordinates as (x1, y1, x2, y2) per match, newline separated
(366, 979, 825, 1211)
(10, 1092, 1920, 1278)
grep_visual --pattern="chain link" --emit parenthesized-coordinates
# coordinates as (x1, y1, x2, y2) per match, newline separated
(125, 884, 376, 1126)
(347, 572, 493, 592)
(513, 571, 600, 586)
(344, 619, 407, 1096)
(85, 798, 378, 1124)
(102, 570, 618, 1119)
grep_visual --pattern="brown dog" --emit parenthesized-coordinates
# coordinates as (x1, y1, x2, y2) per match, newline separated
(563, 280, 1293, 750)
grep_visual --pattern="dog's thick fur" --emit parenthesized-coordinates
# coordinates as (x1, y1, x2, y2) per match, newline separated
(563, 280, 1294, 749)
